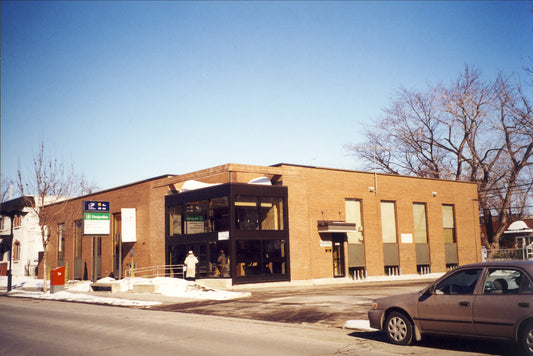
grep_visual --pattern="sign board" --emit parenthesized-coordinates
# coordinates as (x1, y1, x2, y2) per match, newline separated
(320, 240, 332, 247)
(185, 215, 204, 234)
(121, 208, 137, 242)
(84, 212, 110, 235)
(218, 231, 229, 240)
(84, 201, 110, 212)
(401, 233, 413, 243)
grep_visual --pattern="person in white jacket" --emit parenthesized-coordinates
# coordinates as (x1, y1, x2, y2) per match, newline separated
(184, 251, 199, 281)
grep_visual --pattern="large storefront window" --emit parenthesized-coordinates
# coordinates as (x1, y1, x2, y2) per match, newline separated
(168, 197, 230, 236)
(235, 239, 287, 277)
(235, 197, 259, 230)
(235, 196, 284, 231)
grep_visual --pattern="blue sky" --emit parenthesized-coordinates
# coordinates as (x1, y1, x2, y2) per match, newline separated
(2, 1, 531, 191)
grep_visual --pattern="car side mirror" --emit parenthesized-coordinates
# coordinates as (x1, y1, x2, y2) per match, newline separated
(418, 286, 433, 302)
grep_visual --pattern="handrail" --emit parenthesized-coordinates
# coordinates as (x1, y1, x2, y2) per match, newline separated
(124, 264, 185, 279)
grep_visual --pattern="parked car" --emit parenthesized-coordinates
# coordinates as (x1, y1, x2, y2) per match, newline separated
(368, 261, 533, 355)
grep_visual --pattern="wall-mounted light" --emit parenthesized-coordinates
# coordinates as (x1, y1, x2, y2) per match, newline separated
(368, 187, 375, 193)
(432, 192, 438, 197)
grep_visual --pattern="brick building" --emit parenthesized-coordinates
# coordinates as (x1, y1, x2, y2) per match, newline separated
(41, 163, 481, 285)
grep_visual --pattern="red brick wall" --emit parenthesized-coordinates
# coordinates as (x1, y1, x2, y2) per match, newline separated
(41, 164, 480, 282)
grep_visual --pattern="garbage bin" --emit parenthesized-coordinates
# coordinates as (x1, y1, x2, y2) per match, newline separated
(50, 266, 65, 294)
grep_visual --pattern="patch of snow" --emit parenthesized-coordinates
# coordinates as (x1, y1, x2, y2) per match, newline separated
(344, 319, 374, 331)
(1, 275, 250, 307)
(7, 290, 161, 307)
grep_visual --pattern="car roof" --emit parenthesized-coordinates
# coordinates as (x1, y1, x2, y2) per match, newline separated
(458, 260, 533, 272)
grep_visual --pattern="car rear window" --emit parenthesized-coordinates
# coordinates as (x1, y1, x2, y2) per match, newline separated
(483, 268, 533, 295)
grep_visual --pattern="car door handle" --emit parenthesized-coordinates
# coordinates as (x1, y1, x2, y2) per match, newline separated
(519, 302, 530, 308)
(459, 301, 470, 307)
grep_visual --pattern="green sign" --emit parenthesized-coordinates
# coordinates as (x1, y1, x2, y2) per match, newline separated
(84, 212, 111, 220)
(84, 212, 110, 235)
(185, 215, 204, 222)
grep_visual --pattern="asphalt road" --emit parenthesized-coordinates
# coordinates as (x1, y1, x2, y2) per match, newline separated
(0, 296, 517, 356)
(151, 279, 521, 355)
(152, 280, 433, 327)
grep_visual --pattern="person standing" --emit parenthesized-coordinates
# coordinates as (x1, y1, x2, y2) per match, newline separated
(217, 249, 227, 277)
(184, 250, 199, 281)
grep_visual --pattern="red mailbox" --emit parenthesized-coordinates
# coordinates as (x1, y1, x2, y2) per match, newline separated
(50, 266, 65, 294)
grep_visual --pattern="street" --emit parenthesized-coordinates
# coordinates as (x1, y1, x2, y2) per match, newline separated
(0, 295, 518, 356)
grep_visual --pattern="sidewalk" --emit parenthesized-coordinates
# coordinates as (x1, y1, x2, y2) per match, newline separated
(1, 273, 441, 309)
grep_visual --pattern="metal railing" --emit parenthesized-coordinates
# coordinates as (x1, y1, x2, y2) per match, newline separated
(124, 264, 185, 279)
(483, 245, 533, 262)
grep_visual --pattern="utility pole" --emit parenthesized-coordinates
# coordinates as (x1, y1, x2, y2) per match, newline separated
(347, 145, 396, 195)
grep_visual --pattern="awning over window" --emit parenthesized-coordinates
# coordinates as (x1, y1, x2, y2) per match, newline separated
(317, 220, 356, 233)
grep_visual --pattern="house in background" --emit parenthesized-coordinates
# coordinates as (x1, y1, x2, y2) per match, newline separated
(0, 196, 43, 278)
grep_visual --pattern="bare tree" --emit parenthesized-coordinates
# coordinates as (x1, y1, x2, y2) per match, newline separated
(347, 65, 533, 247)
(1, 176, 13, 202)
(16, 142, 95, 293)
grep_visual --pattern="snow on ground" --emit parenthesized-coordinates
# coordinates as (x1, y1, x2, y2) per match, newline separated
(344, 319, 375, 331)
(0, 276, 250, 308)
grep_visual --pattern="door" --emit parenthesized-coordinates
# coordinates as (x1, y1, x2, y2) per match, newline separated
(418, 268, 482, 336)
(93, 237, 102, 282)
(74, 220, 83, 280)
(113, 213, 122, 278)
(474, 268, 533, 339)
(332, 234, 345, 278)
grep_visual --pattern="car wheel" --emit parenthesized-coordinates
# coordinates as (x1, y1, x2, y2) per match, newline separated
(520, 321, 533, 356)
(385, 311, 414, 346)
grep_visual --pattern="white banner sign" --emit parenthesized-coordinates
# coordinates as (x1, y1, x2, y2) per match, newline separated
(121, 208, 137, 242)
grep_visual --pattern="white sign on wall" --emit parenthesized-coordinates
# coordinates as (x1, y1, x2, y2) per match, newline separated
(121, 208, 137, 242)
(218, 231, 229, 240)
(401, 233, 413, 243)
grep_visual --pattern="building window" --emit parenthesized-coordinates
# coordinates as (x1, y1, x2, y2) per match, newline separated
(346, 199, 363, 243)
(168, 197, 230, 236)
(260, 197, 284, 230)
(14, 215, 22, 228)
(235, 197, 260, 230)
(13, 241, 21, 261)
(442, 205, 456, 243)
(58, 223, 65, 260)
(168, 205, 183, 235)
(235, 239, 287, 277)
(380, 201, 397, 243)
(413, 203, 428, 243)
(0, 217, 4, 230)
(235, 196, 285, 231)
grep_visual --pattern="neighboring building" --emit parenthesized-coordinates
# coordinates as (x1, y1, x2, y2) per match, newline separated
(41, 163, 481, 286)
(0, 196, 43, 278)
(502, 220, 533, 248)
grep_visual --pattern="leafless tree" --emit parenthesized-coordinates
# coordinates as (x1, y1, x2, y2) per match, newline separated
(347, 65, 533, 247)
(16, 142, 96, 292)
(1, 176, 13, 202)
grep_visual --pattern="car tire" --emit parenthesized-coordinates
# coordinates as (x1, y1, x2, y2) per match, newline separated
(385, 311, 414, 346)
(519, 321, 533, 356)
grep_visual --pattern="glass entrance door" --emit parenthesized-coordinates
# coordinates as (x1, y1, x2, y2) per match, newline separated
(332, 234, 345, 277)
